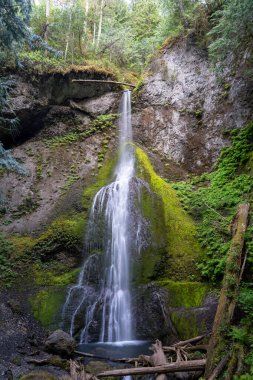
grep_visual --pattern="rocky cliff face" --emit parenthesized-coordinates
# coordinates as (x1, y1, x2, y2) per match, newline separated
(133, 37, 253, 174)
(0, 69, 119, 234)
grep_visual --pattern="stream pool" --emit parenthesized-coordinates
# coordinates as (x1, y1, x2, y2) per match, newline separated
(78, 340, 152, 360)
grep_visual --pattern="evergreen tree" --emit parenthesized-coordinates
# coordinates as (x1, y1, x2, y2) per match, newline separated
(0, 0, 31, 52)
(208, 0, 253, 74)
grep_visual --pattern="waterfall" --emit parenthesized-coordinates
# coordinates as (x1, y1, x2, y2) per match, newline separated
(63, 90, 135, 343)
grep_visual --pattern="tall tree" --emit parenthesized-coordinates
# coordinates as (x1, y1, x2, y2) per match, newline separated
(0, 0, 31, 53)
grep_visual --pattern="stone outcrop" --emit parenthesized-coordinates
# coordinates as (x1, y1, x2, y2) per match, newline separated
(44, 330, 76, 356)
(133, 36, 253, 174)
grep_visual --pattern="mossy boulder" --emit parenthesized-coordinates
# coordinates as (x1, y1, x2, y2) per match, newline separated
(45, 329, 76, 356)
(156, 280, 209, 308)
(156, 280, 217, 340)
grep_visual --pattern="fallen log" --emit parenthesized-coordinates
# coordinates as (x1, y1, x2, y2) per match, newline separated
(97, 359, 206, 377)
(171, 335, 206, 347)
(205, 203, 250, 378)
(208, 355, 229, 380)
(72, 79, 135, 88)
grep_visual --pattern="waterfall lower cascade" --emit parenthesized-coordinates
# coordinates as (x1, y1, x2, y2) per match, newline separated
(63, 90, 135, 343)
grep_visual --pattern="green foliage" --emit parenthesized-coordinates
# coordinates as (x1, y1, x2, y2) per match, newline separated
(0, 143, 27, 174)
(30, 288, 66, 328)
(156, 279, 209, 308)
(0, 78, 27, 174)
(171, 122, 253, 282)
(33, 264, 80, 286)
(30, 216, 85, 260)
(136, 146, 203, 281)
(0, 78, 19, 134)
(0, 232, 15, 285)
(0, 0, 31, 55)
(208, 0, 253, 75)
(44, 114, 117, 148)
(238, 285, 253, 324)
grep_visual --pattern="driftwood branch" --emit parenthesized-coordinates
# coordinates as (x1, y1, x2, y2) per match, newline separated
(172, 335, 206, 347)
(72, 79, 135, 88)
(150, 340, 168, 380)
(97, 359, 206, 377)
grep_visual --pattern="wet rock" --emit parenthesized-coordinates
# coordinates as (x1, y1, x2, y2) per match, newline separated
(44, 330, 76, 357)
(133, 284, 178, 343)
(133, 36, 253, 174)
(70, 92, 118, 116)
(7, 299, 22, 315)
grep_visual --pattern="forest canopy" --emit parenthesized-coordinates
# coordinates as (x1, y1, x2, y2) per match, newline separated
(0, 0, 252, 74)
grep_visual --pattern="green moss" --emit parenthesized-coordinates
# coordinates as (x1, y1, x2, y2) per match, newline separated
(33, 265, 80, 286)
(82, 155, 117, 210)
(135, 146, 203, 281)
(30, 287, 66, 329)
(170, 310, 205, 340)
(171, 122, 253, 282)
(44, 114, 117, 149)
(157, 280, 209, 308)
(132, 183, 168, 284)
(30, 215, 85, 259)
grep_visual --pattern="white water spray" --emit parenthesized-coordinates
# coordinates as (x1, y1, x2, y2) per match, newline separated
(63, 90, 134, 342)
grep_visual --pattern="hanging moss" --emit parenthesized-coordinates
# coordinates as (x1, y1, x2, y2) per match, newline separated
(135, 146, 203, 281)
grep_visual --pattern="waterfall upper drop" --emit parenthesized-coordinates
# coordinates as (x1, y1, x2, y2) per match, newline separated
(99, 90, 134, 341)
(63, 90, 135, 343)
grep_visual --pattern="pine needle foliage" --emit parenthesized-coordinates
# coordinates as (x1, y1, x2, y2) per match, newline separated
(208, 0, 253, 73)
(0, 0, 31, 51)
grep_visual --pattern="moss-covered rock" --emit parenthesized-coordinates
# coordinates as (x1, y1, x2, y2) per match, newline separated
(30, 216, 85, 260)
(170, 309, 206, 340)
(135, 146, 203, 281)
(156, 279, 209, 308)
(33, 264, 80, 286)
(30, 288, 66, 329)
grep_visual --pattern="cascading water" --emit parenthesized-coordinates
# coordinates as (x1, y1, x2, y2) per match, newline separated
(63, 90, 135, 343)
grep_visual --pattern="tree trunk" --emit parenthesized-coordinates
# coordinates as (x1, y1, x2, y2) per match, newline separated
(93, 22, 96, 45)
(64, 1, 74, 62)
(97, 360, 206, 378)
(205, 203, 250, 379)
(44, 0, 50, 56)
(72, 79, 135, 88)
(96, 0, 104, 49)
(83, 0, 89, 34)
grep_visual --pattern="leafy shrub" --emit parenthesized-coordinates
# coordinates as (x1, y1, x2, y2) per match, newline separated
(171, 122, 253, 282)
